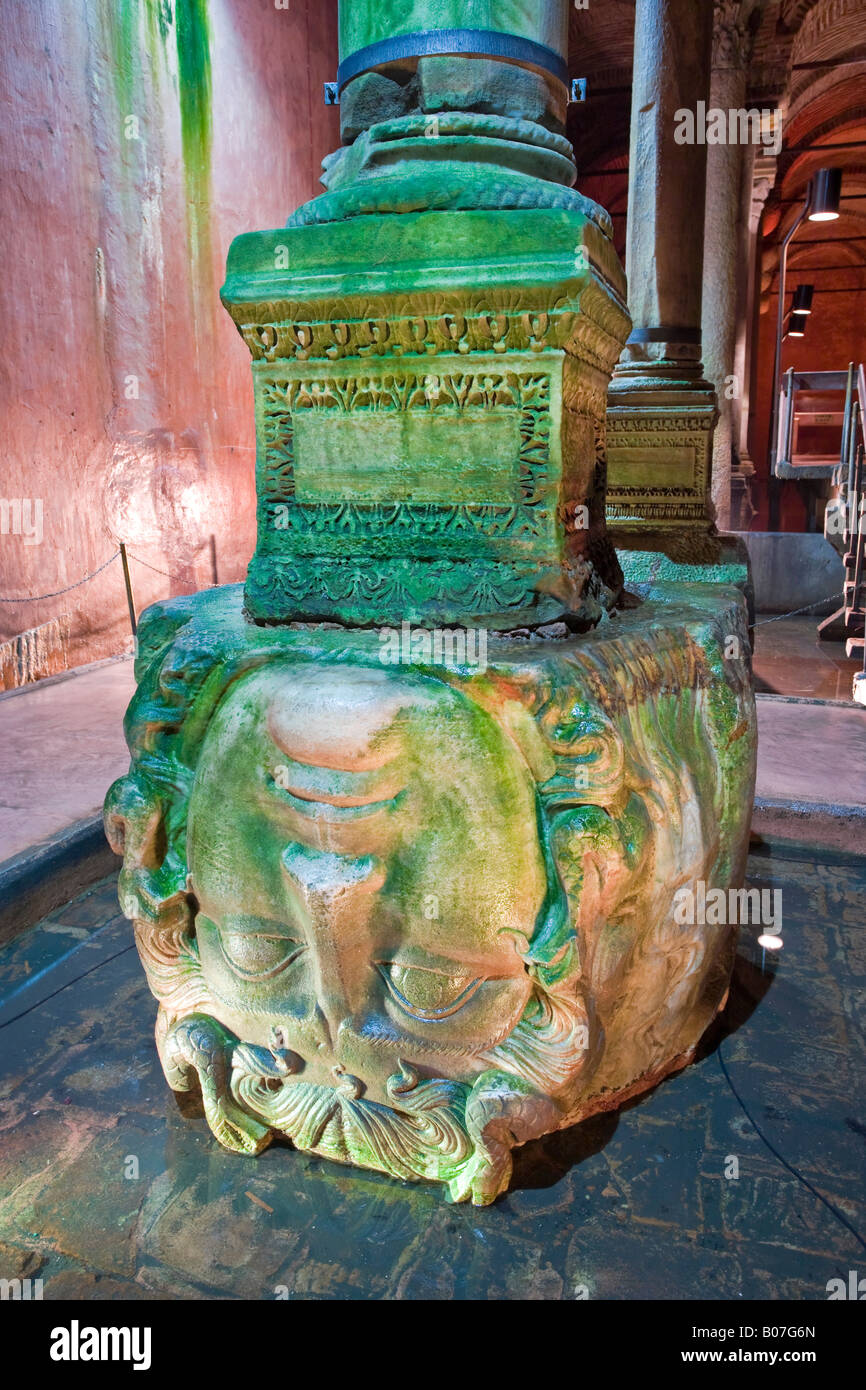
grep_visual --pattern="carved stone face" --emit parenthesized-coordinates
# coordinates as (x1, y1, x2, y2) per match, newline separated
(187, 662, 548, 1105)
(107, 585, 755, 1203)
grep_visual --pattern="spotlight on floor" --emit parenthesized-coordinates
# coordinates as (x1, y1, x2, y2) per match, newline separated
(757, 932, 784, 951)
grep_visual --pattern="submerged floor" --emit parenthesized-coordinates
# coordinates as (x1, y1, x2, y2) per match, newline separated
(0, 842, 863, 1301)
(752, 613, 860, 702)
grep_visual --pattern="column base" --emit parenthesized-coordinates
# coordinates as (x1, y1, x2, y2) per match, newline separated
(730, 451, 758, 531)
(615, 534, 753, 621)
(605, 367, 718, 539)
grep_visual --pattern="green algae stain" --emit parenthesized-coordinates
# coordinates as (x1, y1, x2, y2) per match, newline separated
(106, 1, 173, 119)
(106, 0, 146, 166)
(175, 0, 213, 278)
(155, 0, 174, 43)
(103, 0, 213, 284)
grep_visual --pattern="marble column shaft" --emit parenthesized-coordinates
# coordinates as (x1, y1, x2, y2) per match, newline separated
(618, 0, 713, 372)
(606, 0, 719, 552)
(702, 5, 753, 531)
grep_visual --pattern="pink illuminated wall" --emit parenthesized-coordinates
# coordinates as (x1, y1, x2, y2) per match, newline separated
(0, 0, 339, 679)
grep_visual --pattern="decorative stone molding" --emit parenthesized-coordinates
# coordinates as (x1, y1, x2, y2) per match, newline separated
(606, 387, 717, 533)
(605, 409, 716, 527)
(223, 206, 631, 629)
(712, 0, 754, 71)
(245, 361, 579, 624)
(232, 291, 626, 376)
(751, 153, 777, 231)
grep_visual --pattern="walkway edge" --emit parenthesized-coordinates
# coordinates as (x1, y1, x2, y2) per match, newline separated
(0, 815, 119, 947)
(752, 795, 866, 855)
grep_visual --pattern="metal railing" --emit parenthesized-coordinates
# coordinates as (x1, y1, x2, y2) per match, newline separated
(814, 364, 866, 695)
(774, 367, 853, 479)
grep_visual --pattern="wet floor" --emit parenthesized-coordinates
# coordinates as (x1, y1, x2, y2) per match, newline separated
(0, 842, 863, 1301)
(752, 614, 860, 702)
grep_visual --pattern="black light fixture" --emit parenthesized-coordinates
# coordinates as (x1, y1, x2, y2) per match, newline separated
(791, 283, 814, 314)
(786, 311, 808, 338)
(809, 167, 843, 222)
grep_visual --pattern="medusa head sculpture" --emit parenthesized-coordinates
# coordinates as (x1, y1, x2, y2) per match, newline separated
(106, 584, 755, 1204)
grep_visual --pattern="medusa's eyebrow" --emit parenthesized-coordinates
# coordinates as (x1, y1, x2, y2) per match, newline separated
(262, 661, 444, 771)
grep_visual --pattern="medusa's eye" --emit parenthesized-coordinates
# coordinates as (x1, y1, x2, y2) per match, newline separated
(376, 962, 484, 1021)
(219, 931, 306, 982)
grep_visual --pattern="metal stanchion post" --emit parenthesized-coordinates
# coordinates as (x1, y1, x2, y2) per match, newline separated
(119, 542, 137, 637)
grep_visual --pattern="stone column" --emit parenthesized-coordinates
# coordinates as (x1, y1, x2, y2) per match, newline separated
(702, 1, 756, 532)
(106, 0, 758, 1210)
(730, 150, 775, 527)
(606, 0, 719, 563)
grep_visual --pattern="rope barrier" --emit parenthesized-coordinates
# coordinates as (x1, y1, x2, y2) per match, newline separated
(0, 561, 855, 635)
(0, 547, 187, 604)
(752, 592, 843, 625)
(0, 550, 121, 603)
(126, 552, 175, 579)
(640, 555, 847, 629)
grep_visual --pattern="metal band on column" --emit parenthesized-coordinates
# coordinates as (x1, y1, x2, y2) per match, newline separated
(626, 326, 702, 345)
(337, 28, 570, 92)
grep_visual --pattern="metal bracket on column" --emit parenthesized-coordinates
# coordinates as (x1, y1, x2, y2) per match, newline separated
(626, 326, 702, 345)
(336, 29, 570, 93)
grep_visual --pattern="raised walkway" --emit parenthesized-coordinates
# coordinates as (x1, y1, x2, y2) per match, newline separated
(0, 656, 135, 861)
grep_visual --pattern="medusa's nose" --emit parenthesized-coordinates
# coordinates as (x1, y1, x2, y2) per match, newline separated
(280, 842, 384, 1048)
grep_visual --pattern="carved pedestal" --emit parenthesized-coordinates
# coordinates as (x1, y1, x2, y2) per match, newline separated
(223, 205, 628, 629)
(606, 378, 718, 541)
